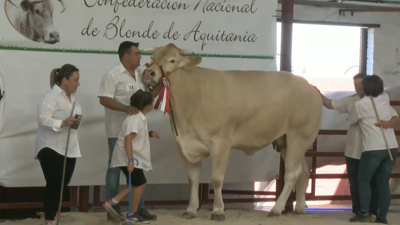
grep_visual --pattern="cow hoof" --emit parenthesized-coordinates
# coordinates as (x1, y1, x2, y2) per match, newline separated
(293, 210, 306, 215)
(210, 213, 225, 221)
(267, 211, 281, 217)
(182, 211, 196, 219)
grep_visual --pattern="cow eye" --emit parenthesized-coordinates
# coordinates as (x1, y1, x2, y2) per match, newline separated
(35, 9, 40, 14)
(170, 60, 175, 63)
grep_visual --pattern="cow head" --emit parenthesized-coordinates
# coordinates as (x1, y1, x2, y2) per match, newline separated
(141, 43, 202, 87)
(19, 0, 66, 44)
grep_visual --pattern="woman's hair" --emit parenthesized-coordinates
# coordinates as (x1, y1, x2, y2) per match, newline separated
(130, 90, 154, 111)
(363, 74, 384, 97)
(50, 64, 79, 87)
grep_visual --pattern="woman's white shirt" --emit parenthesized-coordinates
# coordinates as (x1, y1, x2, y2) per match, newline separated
(35, 85, 82, 158)
(110, 111, 152, 171)
(348, 92, 398, 152)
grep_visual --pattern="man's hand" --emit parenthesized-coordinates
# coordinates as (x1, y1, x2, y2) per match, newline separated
(125, 106, 138, 115)
(62, 117, 77, 127)
(128, 160, 134, 174)
(313, 85, 321, 94)
(376, 120, 393, 129)
(151, 131, 160, 138)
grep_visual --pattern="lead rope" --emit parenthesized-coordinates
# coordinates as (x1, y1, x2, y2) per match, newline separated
(369, 96, 394, 161)
(56, 102, 75, 225)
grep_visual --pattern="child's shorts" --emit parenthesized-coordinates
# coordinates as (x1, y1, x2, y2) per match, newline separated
(120, 167, 147, 187)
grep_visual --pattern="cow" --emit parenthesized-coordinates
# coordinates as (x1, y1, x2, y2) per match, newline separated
(139, 43, 323, 221)
(6, 0, 66, 44)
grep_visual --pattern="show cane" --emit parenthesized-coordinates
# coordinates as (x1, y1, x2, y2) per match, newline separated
(369, 96, 394, 161)
(56, 102, 75, 225)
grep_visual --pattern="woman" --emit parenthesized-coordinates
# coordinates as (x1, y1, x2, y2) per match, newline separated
(348, 75, 398, 224)
(35, 64, 82, 225)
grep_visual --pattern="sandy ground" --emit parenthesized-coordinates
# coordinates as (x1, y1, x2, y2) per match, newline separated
(1, 209, 400, 225)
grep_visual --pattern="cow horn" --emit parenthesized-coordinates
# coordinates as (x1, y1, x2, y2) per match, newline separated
(140, 47, 158, 53)
(58, 0, 66, 13)
(181, 49, 194, 55)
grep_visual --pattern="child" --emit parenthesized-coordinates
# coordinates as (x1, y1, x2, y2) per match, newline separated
(348, 75, 398, 224)
(103, 90, 159, 223)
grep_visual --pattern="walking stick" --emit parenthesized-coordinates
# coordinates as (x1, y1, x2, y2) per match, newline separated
(127, 158, 133, 225)
(369, 96, 394, 161)
(56, 102, 75, 225)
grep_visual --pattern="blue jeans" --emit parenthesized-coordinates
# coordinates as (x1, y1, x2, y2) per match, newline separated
(358, 148, 398, 220)
(345, 156, 379, 215)
(106, 138, 144, 211)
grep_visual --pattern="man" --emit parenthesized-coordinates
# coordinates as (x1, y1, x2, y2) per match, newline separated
(314, 73, 397, 221)
(98, 41, 161, 222)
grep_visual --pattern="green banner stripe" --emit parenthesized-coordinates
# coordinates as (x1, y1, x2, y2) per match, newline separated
(0, 45, 275, 60)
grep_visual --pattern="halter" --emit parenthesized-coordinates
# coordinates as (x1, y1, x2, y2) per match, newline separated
(145, 62, 180, 136)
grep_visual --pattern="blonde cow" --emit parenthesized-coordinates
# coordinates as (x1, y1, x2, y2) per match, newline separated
(140, 43, 323, 221)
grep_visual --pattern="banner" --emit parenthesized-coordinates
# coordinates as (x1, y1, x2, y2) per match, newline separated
(0, 64, 4, 133)
(0, 0, 279, 187)
(1, 0, 276, 57)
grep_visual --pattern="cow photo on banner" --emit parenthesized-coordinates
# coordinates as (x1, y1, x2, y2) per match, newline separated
(0, 0, 279, 189)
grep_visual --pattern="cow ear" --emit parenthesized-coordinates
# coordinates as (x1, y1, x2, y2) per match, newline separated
(179, 56, 202, 68)
(20, 0, 30, 11)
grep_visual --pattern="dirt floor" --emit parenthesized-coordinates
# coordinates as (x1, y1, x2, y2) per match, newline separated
(1, 208, 399, 225)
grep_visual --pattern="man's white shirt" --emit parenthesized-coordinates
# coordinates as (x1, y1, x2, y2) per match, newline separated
(35, 85, 82, 158)
(98, 63, 148, 138)
(331, 94, 364, 159)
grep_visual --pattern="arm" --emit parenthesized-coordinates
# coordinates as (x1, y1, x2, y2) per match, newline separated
(381, 116, 399, 128)
(147, 83, 164, 98)
(313, 85, 333, 109)
(38, 97, 75, 131)
(98, 72, 129, 112)
(347, 103, 361, 125)
(99, 97, 129, 112)
(321, 95, 334, 109)
(376, 106, 399, 128)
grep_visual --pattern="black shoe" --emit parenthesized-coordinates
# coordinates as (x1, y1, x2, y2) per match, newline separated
(106, 204, 123, 221)
(375, 217, 389, 224)
(349, 212, 371, 223)
(138, 208, 157, 221)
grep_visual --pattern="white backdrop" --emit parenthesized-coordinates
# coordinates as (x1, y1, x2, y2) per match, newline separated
(0, 0, 280, 187)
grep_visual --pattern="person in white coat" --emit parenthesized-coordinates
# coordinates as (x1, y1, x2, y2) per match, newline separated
(35, 64, 83, 225)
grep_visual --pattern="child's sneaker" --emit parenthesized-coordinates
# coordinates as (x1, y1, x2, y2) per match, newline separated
(126, 212, 139, 223)
(44, 218, 58, 225)
(125, 212, 150, 224)
(103, 199, 122, 221)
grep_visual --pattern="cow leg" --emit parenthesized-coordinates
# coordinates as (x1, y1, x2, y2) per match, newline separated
(268, 137, 306, 217)
(181, 160, 202, 219)
(293, 159, 310, 214)
(210, 141, 230, 221)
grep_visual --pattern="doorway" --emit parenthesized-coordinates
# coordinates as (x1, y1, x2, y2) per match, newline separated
(276, 22, 362, 92)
